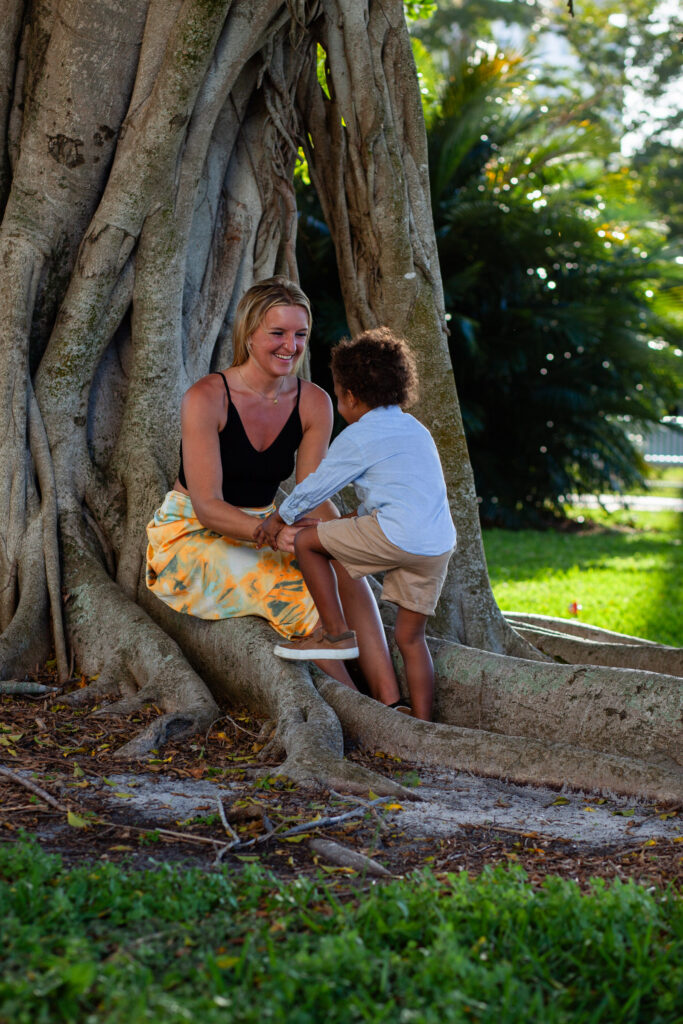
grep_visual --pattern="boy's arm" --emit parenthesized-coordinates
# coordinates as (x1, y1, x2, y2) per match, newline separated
(279, 432, 364, 525)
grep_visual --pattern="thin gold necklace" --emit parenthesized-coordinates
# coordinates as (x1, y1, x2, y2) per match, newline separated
(237, 367, 286, 405)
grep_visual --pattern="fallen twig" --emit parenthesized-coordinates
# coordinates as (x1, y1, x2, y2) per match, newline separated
(248, 795, 395, 847)
(0, 681, 61, 696)
(0, 764, 226, 849)
(0, 764, 68, 811)
(310, 838, 393, 878)
(217, 798, 241, 844)
(206, 713, 260, 744)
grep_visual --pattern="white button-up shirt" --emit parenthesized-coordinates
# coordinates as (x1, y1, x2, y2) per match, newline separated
(279, 405, 456, 556)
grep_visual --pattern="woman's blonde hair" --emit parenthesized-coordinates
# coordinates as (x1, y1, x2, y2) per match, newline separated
(231, 277, 312, 369)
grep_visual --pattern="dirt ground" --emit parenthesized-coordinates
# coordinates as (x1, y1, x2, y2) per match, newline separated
(1, 674, 681, 889)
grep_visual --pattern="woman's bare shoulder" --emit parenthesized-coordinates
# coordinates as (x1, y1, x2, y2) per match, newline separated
(181, 372, 227, 422)
(299, 378, 333, 414)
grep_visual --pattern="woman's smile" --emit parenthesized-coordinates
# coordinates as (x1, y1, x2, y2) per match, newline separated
(249, 304, 309, 375)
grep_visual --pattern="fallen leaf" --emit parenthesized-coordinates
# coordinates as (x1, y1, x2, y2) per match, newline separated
(550, 797, 570, 806)
(67, 810, 90, 829)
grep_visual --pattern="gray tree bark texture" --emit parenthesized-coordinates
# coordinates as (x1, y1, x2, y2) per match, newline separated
(1, 0, 680, 802)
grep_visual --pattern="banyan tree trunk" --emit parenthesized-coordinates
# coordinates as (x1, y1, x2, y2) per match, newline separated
(0, 0, 680, 801)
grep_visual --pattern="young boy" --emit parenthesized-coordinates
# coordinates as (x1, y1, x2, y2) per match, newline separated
(255, 327, 456, 721)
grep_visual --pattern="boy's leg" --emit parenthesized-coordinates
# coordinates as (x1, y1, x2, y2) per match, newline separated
(294, 526, 347, 636)
(272, 526, 359, 663)
(394, 607, 433, 721)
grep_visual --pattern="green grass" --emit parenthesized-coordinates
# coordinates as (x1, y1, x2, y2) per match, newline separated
(1, 836, 681, 1024)
(483, 509, 683, 647)
(630, 467, 683, 498)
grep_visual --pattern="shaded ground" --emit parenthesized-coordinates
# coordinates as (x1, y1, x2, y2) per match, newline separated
(1, 674, 681, 889)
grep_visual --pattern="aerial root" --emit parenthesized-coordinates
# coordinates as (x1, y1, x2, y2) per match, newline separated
(28, 384, 69, 682)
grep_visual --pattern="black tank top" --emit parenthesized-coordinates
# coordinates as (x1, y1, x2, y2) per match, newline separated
(178, 372, 303, 508)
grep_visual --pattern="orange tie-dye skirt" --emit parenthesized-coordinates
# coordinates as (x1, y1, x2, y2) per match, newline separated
(145, 490, 318, 639)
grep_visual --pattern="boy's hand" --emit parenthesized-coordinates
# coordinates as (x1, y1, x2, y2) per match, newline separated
(254, 511, 285, 549)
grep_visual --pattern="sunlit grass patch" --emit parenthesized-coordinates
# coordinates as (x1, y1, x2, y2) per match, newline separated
(484, 509, 683, 646)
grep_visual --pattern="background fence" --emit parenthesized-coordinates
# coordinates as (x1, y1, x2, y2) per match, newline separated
(629, 417, 683, 465)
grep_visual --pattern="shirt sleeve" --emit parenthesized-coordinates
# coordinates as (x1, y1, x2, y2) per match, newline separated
(279, 430, 365, 524)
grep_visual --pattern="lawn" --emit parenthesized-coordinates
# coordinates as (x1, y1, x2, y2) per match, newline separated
(1, 837, 681, 1024)
(483, 508, 683, 647)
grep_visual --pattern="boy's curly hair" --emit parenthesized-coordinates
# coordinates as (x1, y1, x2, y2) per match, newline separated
(330, 327, 419, 409)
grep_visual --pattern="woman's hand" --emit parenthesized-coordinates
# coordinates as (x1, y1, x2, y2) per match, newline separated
(254, 511, 285, 548)
(274, 519, 320, 553)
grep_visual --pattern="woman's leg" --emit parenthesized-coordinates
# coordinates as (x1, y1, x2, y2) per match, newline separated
(394, 607, 433, 721)
(313, 652, 357, 688)
(333, 566, 401, 705)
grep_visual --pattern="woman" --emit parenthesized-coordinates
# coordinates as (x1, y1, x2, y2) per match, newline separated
(146, 277, 401, 701)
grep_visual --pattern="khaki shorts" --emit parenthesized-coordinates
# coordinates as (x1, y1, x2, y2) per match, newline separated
(317, 513, 453, 616)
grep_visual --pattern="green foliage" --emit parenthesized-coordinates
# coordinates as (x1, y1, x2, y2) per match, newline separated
(403, 0, 438, 22)
(558, 0, 683, 145)
(2, 835, 682, 1023)
(428, 46, 682, 525)
(484, 506, 683, 646)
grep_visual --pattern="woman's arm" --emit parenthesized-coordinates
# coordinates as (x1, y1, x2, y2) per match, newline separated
(295, 381, 339, 522)
(180, 377, 261, 542)
(258, 381, 337, 552)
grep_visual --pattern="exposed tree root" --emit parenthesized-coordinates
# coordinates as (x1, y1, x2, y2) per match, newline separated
(140, 596, 415, 795)
(317, 679, 683, 805)
(0, 511, 51, 679)
(504, 612, 670, 646)
(0, 681, 59, 695)
(58, 516, 219, 758)
(426, 638, 681, 767)
(509, 623, 683, 677)
(505, 612, 683, 676)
